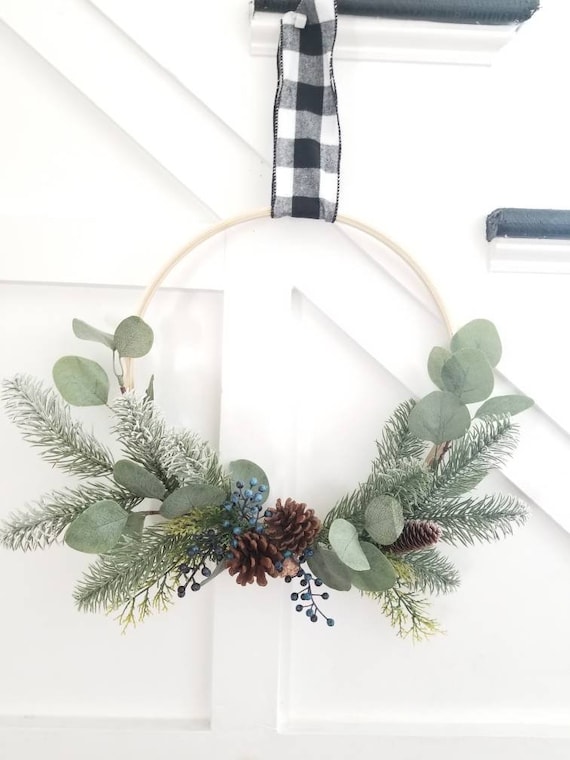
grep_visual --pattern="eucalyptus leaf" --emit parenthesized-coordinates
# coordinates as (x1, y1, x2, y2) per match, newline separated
(427, 347, 451, 391)
(229, 459, 269, 504)
(123, 512, 146, 540)
(53, 356, 109, 407)
(307, 545, 352, 591)
(113, 459, 166, 500)
(161, 484, 226, 519)
(408, 391, 471, 444)
(64, 500, 128, 554)
(451, 319, 502, 367)
(476, 394, 534, 419)
(365, 495, 404, 546)
(328, 518, 370, 571)
(350, 541, 397, 593)
(114, 316, 154, 358)
(72, 318, 115, 350)
(441, 348, 494, 404)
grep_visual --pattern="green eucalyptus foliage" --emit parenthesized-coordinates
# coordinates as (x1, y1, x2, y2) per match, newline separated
(307, 545, 352, 591)
(229, 459, 269, 504)
(328, 518, 370, 571)
(408, 391, 471, 444)
(53, 356, 109, 407)
(160, 484, 226, 519)
(349, 541, 397, 593)
(124, 512, 146, 540)
(114, 317, 154, 359)
(364, 495, 404, 545)
(427, 347, 451, 390)
(113, 460, 166, 500)
(72, 319, 116, 350)
(64, 500, 128, 554)
(450, 319, 502, 367)
(476, 395, 534, 418)
(440, 348, 494, 404)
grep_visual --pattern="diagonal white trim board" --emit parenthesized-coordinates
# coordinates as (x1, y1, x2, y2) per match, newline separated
(0, 1, 269, 217)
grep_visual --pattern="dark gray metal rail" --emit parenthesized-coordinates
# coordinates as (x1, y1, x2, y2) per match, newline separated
(486, 209, 570, 241)
(254, 1, 539, 25)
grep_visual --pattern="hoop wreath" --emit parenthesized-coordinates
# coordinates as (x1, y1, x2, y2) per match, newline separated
(0, 211, 532, 639)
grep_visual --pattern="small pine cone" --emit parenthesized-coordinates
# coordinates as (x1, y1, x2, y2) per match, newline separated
(227, 532, 283, 587)
(387, 520, 442, 554)
(264, 497, 321, 554)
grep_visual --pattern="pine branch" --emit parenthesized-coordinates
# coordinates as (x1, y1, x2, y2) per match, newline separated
(0, 482, 140, 551)
(2, 375, 114, 478)
(429, 416, 518, 501)
(74, 526, 187, 614)
(159, 429, 226, 490)
(323, 462, 431, 533)
(111, 394, 172, 485)
(414, 493, 529, 547)
(393, 548, 460, 595)
(370, 586, 442, 640)
(111, 394, 226, 493)
(374, 400, 427, 468)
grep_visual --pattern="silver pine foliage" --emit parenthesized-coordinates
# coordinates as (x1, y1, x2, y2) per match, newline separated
(2, 375, 114, 478)
(111, 393, 172, 484)
(158, 429, 226, 490)
(0, 482, 140, 551)
(111, 394, 224, 491)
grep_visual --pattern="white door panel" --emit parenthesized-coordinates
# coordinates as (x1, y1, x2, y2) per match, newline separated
(1, 1, 569, 756)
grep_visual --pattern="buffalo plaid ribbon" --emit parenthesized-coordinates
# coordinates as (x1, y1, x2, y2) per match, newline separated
(271, 0, 341, 222)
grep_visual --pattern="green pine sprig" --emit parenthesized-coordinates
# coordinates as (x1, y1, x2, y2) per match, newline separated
(414, 492, 529, 547)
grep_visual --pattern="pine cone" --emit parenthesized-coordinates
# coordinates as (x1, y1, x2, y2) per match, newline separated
(227, 532, 283, 587)
(264, 497, 321, 554)
(387, 520, 442, 554)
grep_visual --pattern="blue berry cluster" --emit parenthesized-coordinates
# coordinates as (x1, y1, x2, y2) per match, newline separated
(285, 549, 335, 626)
(177, 528, 225, 598)
(223, 477, 268, 546)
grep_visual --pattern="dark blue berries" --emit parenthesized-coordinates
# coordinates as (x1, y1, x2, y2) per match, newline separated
(177, 586, 186, 598)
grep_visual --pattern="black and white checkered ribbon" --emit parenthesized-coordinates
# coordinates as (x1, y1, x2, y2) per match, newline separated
(271, 0, 341, 222)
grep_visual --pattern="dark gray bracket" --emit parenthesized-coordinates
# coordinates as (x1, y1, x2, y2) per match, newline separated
(254, 1, 539, 25)
(486, 209, 570, 241)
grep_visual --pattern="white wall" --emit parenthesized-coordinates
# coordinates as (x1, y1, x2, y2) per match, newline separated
(0, 1, 569, 758)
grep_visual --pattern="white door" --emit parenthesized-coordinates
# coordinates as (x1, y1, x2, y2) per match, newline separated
(1, 1, 569, 758)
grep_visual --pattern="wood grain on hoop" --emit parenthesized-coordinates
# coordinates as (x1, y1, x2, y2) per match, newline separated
(124, 209, 452, 389)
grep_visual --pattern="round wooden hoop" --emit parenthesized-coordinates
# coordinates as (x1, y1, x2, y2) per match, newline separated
(124, 208, 452, 389)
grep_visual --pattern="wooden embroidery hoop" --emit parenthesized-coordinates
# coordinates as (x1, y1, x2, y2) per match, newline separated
(123, 208, 452, 390)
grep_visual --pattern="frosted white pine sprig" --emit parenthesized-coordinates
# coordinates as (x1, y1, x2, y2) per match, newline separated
(111, 393, 225, 492)
(0, 482, 141, 552)
(1, 375, 114, 478)
(159, 429, 226, 490)
(111, 393, 172, 486)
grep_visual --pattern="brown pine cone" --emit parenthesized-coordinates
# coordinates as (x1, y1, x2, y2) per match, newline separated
(387, 520, 442, 554)
(264, 497, 321, 554)
(227, 531, 284, 587)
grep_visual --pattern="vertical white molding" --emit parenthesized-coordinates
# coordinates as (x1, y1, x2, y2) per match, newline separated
(210, 220, 295, 731)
